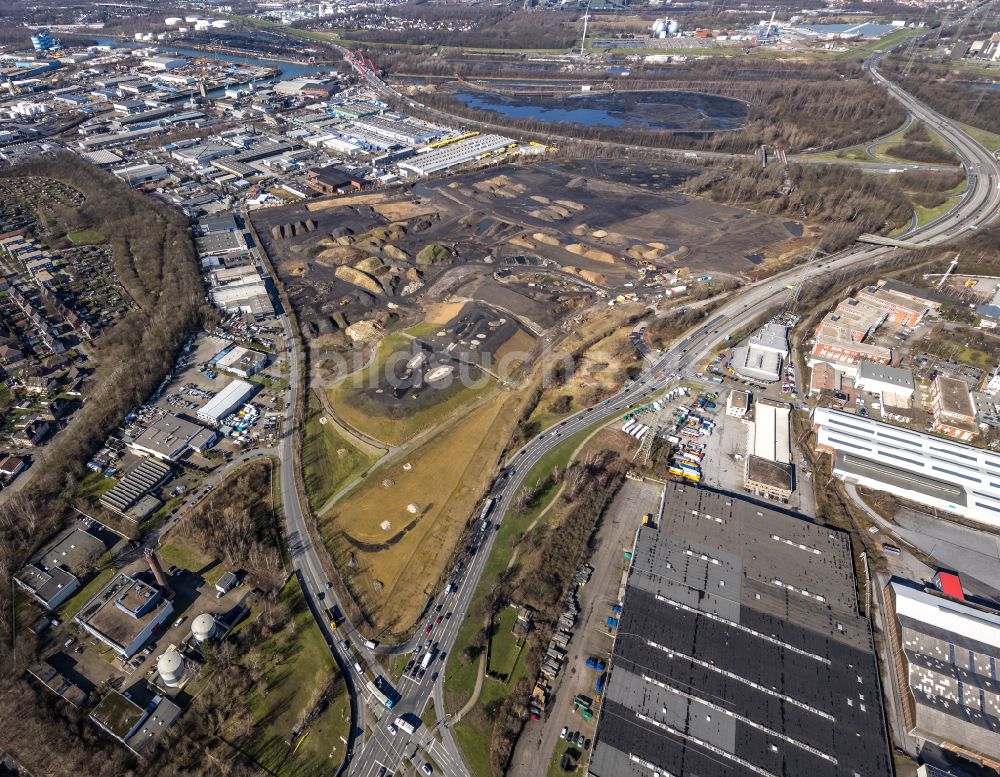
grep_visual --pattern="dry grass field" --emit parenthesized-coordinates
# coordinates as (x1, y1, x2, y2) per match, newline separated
(320, 390, 523, 636)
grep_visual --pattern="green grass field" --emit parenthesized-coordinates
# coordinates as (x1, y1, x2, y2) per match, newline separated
(156, 533, 227, 585)
(57, 565, 115, 618)
(914, 195, 962, 227)
(487, 606, 523, 679)
(75, 471, 117, 500)
(303, 391, 378, 510)
(67, 229, 106, 245)
(244, 577, 351, 777)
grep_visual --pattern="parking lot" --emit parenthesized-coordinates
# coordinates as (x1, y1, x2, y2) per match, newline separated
(510, 479, 662, 777)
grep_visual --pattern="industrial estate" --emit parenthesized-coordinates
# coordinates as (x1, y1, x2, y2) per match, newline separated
(2, 0, 1000, 776)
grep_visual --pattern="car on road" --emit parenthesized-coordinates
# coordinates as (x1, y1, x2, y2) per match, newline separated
(173, 616, 186, 628)
(64, 637, 75, 648)
(387, 723, 397, 736)
(421, 764, 433, 775)
(436, 615, 443, 624)
(424, 624, 432, 635)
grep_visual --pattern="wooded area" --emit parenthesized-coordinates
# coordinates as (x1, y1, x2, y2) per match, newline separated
(881, 58, 1000, 134)
(684, 161, 912, 252)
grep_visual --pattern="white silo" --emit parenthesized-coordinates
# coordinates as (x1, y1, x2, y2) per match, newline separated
(157, 650, 185, 687)
(211, 19, 230, 29)
(165, 17, 182, 25)
(191, 613, 218, 643)
(667, 19, 680, 35)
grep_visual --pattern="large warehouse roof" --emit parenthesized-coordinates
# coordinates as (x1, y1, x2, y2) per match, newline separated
(398, 134, 514, 176)
(746, 398, 790, 464)
(813, 407, 1000, 526)
(588, 485, 892, 777)
(887, 580, 1000, 765)
(196, 379, 256, 425)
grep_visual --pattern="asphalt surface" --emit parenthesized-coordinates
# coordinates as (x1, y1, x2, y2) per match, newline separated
(277, 40, 1000, 777)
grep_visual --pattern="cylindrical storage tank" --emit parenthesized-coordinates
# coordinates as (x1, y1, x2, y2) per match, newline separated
(211, 19, 230, 28)
(157, 651, 185, 686)
(184, 15, 200, 22)
(165, 17, 182, 25)
(667, 19, 680, 34)
(191, 613, 218, 643)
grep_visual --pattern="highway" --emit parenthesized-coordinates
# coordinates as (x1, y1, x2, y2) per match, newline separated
(273, 43, 1000, 777)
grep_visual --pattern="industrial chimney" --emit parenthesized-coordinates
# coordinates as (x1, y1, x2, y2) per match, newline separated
(145, 549, 175, 599)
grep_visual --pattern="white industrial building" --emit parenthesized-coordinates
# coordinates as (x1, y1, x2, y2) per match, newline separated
(142, 56, 187, 71)
(855, 362, 915, 402)
(214, 345, 268, 378)
(399, 134, 514, 176)
(732, 322, 789, 383)
(112, 163, 169, 186)
(813, 407, 1000, 526)
(197, 379, 257, 426)
(745, 398, 791, 464)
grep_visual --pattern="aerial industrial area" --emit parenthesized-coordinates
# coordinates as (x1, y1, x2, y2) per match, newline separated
(2, 0, 1000, 774)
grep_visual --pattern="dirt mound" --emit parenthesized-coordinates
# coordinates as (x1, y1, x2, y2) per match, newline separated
(336, 265, 383, 295)
(415, 243, 453, 266)
(356, 256, 387, 275)
(314, 245, 366, 267)
(532, 232, 560, 246)
(270, 219, 317, 239)
(383, 244, 409, 262)
(529, 195, 551, 204)
(565, 244, 614, 263)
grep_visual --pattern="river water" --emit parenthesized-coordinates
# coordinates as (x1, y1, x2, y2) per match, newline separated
(94, 38, 324, 96)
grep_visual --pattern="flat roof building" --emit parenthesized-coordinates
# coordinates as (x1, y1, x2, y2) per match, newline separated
(931, 375, 978, 441)
(90, 689, 182, 757)
(196, 379, 256, 426)
(856, 285, 929, 328)
(812, 407, 1000, 527)
(214, 345, 268, 378)
(748, 321, 789, 357)
(75, 571, 174, 657)
(885, 579, 1000, 769)
(588, 485, 892, 777)
(810, 331, 891, 375)
(731, 343, 782, 383)
(130, 414, 217, 461)
(855, 362, 915, 401)
(100, 457, 172, 522)
(817, 298, 887, 342)
(744, 455, 794, 500)
(745, 398, 791, 464)
(15, 528, 105, 610)
(726, 389, 750, 418)
(398, 134, 514, 176)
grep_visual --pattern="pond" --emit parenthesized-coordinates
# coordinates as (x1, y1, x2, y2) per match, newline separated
(452, 89, 747, 133)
